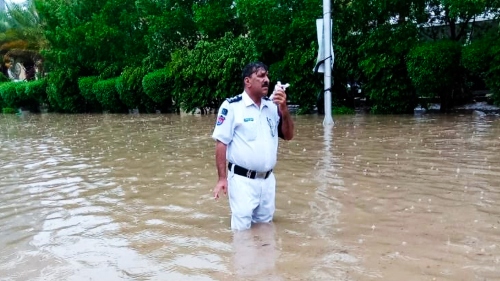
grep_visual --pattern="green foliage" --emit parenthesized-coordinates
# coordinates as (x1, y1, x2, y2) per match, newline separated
(486, 39, 500, 105)
(14, 81, 28, 105)
(235, 0, 320, 64)
(462, 33, 500, 106)
(46, 70, 82, 113)
(359, 24, 419, 114)
(462, 38, 491, 77)
(170, 32, 259, 113)
(333, 106, 355, 115)
(35, 0, 146, 78)
(78, 76, 99, 102)
(193, 0, 242, 39)
(0, 81, 38, 110)
(2, 107, 17, 114)
(142, 68, 173, 107)
(269, 42, 322, 113)
(139, 0, 198, 69)
(25, 79, 47, 104)
(407, 40, 467, 111)
(23, 0, 500, 114)
(93, 77, 125, 113)
(78, 76, 101, 112)
(116, 66, 156, 112)
(0, 82, 18, 107)
(0, 73, 9, 83)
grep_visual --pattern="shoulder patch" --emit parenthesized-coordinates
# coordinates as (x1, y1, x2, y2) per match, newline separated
(226, 95, 243, 103)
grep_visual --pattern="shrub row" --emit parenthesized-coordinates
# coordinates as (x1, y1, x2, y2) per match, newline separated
(0, 79, 47, 112)
(1, 65, 176, 114)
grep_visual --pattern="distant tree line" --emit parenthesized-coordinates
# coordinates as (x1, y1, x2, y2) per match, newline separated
(0, 0, 499, 114)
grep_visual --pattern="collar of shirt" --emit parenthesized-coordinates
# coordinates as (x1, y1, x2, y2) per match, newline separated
(242, 91, 272, 109)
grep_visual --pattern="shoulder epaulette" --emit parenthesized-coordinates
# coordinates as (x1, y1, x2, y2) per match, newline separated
(226, 95, 243, 103)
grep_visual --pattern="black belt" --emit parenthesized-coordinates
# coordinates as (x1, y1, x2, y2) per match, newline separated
(228, 162, 272, 179)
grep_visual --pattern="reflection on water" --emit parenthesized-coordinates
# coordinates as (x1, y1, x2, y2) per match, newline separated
(0, 113, 499, 280)
(232, 223, 279, 279)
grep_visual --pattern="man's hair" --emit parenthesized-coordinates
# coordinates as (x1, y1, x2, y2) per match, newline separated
(241, 61, 268, 80)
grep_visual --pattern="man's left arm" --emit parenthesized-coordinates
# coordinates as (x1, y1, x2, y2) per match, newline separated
(273, 89, 294, 140)
(278, 106, 294, 140)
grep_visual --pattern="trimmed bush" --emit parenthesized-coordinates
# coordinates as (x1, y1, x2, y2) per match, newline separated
(46, 70, 82, 113)
(0, 82, 19, 107)
(2, 107, 17, 114)
(142, 68, 173, 104)
(78, 76, 101, 112)
(116, 66, 156, 112)
(93, 77, 126, 113)
(14, 82, 36, 110)
(78, 76, 99, 102)
(25, 79, 47, 104)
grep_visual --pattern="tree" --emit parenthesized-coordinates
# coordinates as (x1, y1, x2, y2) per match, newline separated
(170, 32, 259, 113)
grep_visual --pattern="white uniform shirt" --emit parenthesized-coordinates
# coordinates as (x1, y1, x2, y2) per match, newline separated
(212, 91, 280, 172)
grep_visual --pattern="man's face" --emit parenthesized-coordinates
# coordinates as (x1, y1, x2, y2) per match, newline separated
(4, 61, 12, 69)
(246, 68, 270, 97)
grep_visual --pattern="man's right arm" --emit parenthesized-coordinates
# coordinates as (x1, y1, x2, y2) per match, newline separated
(211, 100, 234, 199)
(215, 140, 227, 180)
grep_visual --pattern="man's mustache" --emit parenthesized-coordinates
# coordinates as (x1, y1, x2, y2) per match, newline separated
(263, 83, 269, 87)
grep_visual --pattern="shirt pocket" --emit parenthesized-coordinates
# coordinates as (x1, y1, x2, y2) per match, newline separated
(241, 117, 258, 141)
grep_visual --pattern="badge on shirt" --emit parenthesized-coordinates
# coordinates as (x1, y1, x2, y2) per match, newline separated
(221, 108, 228, 116)
(244, 117, 254, 122)
(216, 115, 225, 126)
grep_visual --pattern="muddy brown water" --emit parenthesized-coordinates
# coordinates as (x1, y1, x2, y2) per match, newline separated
(1, 113, 500, 281)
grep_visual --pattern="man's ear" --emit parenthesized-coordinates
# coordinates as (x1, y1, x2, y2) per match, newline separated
(244, 77, 250, 87)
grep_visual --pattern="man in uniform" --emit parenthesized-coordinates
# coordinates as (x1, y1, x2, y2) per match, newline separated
(212, 61, 294, 231)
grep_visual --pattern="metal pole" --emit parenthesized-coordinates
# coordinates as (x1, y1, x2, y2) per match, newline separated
(323, 0, 334, 126)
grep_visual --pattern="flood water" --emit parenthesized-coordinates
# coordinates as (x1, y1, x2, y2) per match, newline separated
(1, 113, 500, 281)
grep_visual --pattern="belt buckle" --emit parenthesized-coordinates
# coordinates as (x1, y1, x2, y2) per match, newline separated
(246, 170, 252, 178)
(255, 171, 266, 179)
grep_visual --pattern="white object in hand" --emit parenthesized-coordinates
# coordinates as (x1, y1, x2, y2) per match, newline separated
(269, 81, 290, 101)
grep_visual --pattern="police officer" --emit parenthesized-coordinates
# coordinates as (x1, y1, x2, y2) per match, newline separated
(212, 62, 294, 231)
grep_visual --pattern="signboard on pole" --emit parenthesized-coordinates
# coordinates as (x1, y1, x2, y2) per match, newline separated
(313, 18, 334, 74)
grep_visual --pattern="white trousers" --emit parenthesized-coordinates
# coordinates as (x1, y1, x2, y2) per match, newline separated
(227, 168, 276, 231)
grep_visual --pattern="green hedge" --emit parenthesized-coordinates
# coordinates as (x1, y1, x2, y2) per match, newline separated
(93, 77, 126, 112)
(116, 66, 157, 112)
(78, 76, 101, 112)
(142, 68, 173, 104)
(0, 82, 19, 107)
(25, 79, 47, 105)
(46, 70, 82, 113)
(2, 107, 17, 114)
(14, 82, 29, 108)
(78, 76, 99, 102)
(0, 80, 47, 111)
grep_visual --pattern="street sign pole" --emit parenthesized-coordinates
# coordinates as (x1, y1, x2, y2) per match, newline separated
(323, 0, 334, 126)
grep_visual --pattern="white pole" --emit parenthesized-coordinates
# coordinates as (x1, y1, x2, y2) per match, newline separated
(323, 0, 334, 126)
